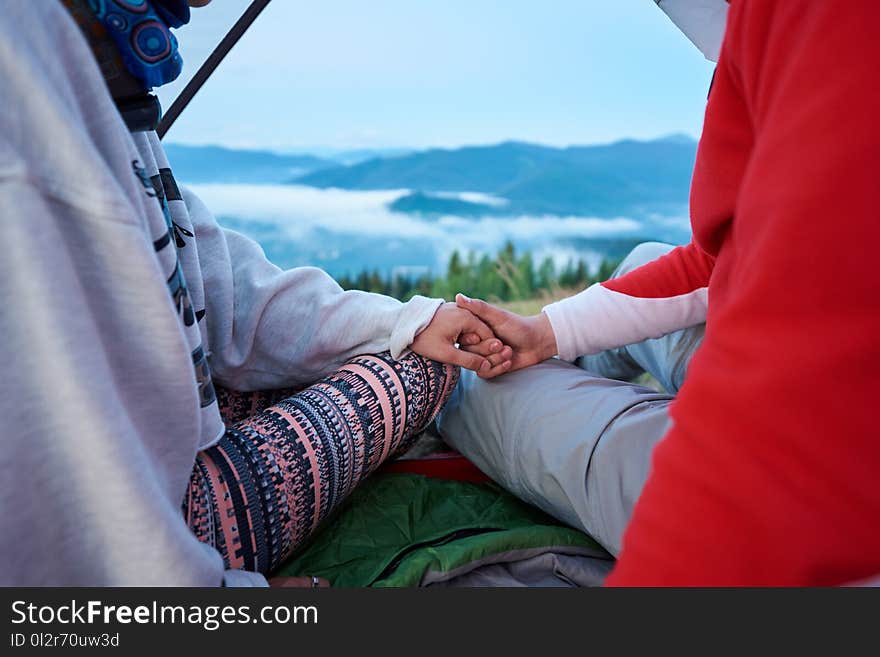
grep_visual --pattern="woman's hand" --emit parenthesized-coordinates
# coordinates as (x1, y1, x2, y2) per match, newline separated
(455, 294, 557, 378)
(411, 302, 513, 373)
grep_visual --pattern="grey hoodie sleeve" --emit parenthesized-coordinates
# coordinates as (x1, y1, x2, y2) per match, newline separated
(182, 188, 444, 390)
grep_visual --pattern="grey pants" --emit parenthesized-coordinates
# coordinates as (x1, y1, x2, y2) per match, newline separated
(437, 242, 705, 556)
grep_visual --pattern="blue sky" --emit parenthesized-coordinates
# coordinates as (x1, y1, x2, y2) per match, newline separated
(157, 1, 716, 152)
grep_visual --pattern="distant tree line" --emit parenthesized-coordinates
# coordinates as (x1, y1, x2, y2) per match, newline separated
(335, 241, 621, 302)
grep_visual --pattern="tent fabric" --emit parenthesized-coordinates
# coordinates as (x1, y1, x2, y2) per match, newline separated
(274, 473, 611, 587)
(656, 0, 729, 62)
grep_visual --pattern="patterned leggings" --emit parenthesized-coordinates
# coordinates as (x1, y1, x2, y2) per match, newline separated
(184, 351, 459, 575)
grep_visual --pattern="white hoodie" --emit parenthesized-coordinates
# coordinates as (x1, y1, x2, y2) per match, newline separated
(0, 2, 442, 586)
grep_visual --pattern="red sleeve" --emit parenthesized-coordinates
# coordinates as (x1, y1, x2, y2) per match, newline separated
(608, 1, 880, 585)
(602, 241, 715, 298)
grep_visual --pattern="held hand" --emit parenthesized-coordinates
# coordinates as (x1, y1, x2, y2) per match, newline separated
(410, 302, 513, 373)
(455, 294, 557, 378)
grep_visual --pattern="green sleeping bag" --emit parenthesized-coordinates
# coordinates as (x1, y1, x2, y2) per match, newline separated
(274, 473, 612, 587)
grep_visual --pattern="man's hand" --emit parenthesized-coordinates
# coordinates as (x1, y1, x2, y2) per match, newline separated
(456, 294, 557, 378)
(411, 302, 513, 373)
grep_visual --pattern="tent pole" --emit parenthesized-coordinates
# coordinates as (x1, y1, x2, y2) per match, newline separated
(158, 0, 273, 139)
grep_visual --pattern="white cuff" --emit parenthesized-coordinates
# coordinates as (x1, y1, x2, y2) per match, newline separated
(543, 283, 709, 362)
(543, 284, 605, 361)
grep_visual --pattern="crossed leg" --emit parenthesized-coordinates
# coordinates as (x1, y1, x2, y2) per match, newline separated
(184, 351, 459, 574)
(437, 242, 704, 555)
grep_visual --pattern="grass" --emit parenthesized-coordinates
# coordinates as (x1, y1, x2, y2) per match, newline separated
(494, 287, 579, 316)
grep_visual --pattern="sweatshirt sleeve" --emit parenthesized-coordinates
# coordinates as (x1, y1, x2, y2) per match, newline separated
(543, 242, 714, 361)
(182, 188, 443, 390)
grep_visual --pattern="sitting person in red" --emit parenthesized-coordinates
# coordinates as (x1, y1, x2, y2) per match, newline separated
(439, 0, 880, 585)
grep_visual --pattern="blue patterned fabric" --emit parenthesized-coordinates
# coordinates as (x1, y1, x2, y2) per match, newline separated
(86, 0, 190, 89)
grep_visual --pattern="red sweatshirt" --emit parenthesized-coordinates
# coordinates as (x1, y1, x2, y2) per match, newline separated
(548, 1, 880, 585)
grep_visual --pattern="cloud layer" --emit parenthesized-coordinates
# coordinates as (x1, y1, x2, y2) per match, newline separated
(187, 183, 686, 277)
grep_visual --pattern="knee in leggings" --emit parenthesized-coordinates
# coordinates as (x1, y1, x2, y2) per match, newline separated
(416, 356, 460, 425)
(361, 351, 460, 432)
(187, 353, 460, 572)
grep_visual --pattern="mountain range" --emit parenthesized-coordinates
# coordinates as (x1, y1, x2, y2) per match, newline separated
(164, 135, 698, 219)
(292, 135, 697, 218)
(162, 144, 334, 184)
(162, 144, 420, 184)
